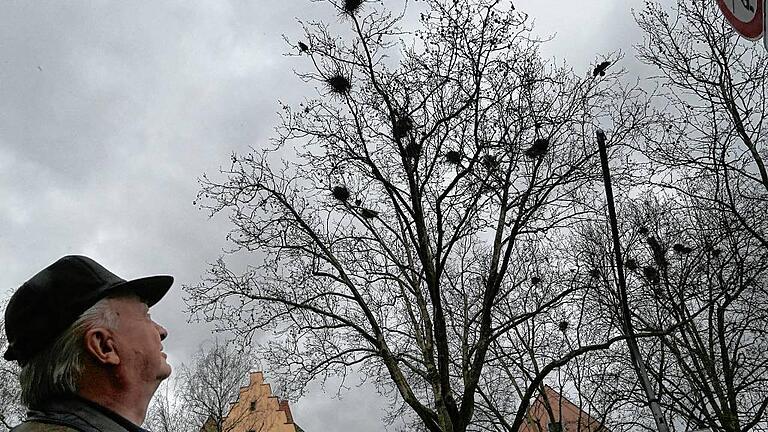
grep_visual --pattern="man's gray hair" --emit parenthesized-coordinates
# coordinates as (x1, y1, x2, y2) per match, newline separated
(19, 296, 119, 407)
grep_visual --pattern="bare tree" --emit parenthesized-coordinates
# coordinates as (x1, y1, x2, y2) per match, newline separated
(144, 378, 197, 432)
(176, 339, 254, 432)
(572, 193, 768, 432)
(188, 1, 652, 431)
(634, 0, 768, 249)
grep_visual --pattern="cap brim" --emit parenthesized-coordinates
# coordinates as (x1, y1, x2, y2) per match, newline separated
(111, 275, 173, 306)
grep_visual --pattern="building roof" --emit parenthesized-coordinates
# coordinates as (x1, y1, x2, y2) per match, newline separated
(519, 385, 608, 432)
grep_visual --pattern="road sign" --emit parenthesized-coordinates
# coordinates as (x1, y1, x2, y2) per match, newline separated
(717, 0, 764, 40)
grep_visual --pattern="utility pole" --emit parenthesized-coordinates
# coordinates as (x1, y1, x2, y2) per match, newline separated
(596, 129, 670, 432)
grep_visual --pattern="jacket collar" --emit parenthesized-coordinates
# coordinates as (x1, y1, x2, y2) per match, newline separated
(25, 395, 149, 432)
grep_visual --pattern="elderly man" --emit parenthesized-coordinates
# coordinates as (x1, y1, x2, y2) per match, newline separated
(4, 255, 173, 431)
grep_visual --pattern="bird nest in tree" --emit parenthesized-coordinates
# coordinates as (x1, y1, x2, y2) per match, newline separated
(445, 150, 462, 164)
(343, 0, 364, 15)
(332, 186, 350, 202)
(482, 154, 498, 169)
(643, 266, 660, 284)
(673, 243, 693, 254)
(525, 138, 549, 158)
(625, 258, 638, 271)
(403, 141, 421, 158)
(326, 74, 352, 95)
(393, 115, 413, 140)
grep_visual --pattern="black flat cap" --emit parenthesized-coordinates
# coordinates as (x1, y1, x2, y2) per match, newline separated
(3, 255, 173, 365)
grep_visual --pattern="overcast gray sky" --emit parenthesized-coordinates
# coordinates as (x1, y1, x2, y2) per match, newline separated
(0, 1, 648, 430)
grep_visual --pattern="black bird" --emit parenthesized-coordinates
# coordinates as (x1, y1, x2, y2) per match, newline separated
(525, 138, 549, 158)
(673, 243, 693, 255)
(593, 61, 611, 77)
(298, 41, 309, 52)
(531, 276, 542, 285)
(559, 321, 569, 332)
(359, 208, 378, 219)
(332, 186, 350, 202)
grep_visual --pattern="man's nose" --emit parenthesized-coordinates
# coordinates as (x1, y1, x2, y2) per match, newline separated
(156, 323, 168, 341)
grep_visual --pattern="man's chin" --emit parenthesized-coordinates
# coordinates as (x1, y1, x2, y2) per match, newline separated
(158, 361, 172, 380)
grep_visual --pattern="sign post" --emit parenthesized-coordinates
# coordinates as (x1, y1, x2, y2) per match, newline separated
(765, 1, 768, 50)
(716, 0, 765, 45)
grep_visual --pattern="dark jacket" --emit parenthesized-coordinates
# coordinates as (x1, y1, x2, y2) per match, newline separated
(11, 397, 149, 432)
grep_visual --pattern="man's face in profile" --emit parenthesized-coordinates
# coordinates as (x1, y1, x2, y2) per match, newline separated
(110, 296, 171, 384)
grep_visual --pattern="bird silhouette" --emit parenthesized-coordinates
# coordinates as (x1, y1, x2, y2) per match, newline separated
(359, 208, 378, 219)
(298, 41, 309, 52)
(593, 61, 611, 77)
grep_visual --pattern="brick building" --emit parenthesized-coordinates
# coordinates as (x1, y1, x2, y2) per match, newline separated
(200, 371, 303, 432)
(519, 385, 608, 432)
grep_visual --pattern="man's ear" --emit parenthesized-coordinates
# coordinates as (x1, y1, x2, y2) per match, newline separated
(84, 328, 120, 366)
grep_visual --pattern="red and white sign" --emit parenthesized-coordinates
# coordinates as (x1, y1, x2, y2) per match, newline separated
(717, 0, 764, 40)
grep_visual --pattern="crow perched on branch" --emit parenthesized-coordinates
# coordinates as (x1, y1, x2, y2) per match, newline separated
(593, 61, 611, 77)
(359, 208, 379, 219)
(298, 41, 309, 52)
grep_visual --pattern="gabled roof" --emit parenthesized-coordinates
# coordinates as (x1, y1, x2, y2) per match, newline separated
(519, 385, 608, 432)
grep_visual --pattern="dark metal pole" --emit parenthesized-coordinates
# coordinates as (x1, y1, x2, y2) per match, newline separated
(596, 129, 670, 432)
